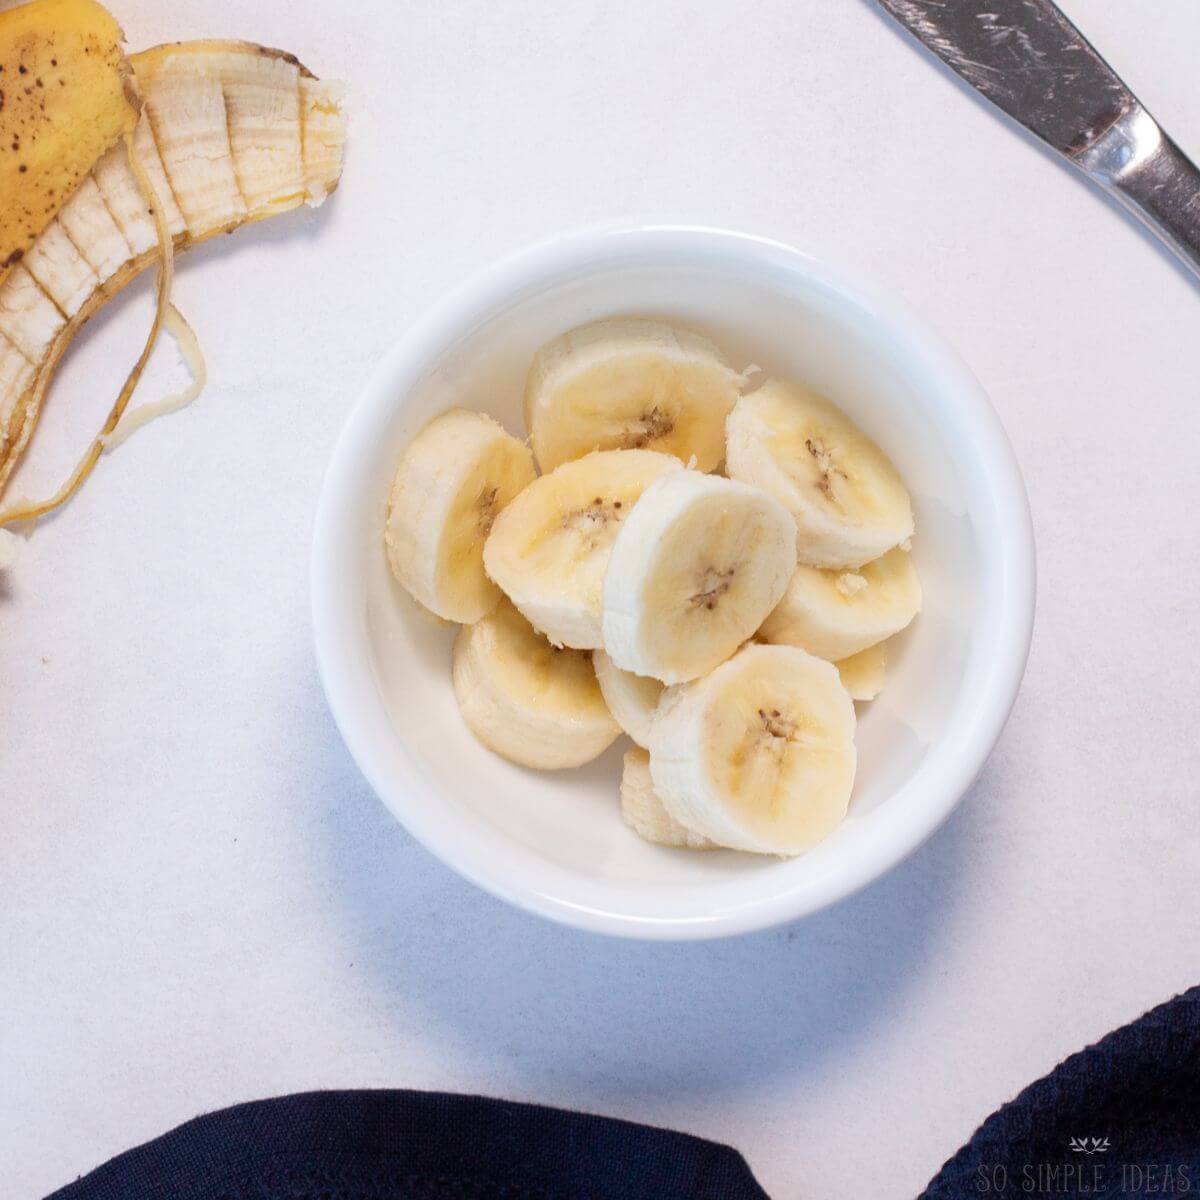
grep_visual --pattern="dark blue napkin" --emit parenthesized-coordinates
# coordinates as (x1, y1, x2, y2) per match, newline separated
(48, 986, 1199, 1199)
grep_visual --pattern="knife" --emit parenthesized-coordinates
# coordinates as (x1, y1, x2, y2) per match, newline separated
(874, 0, 1200, 282)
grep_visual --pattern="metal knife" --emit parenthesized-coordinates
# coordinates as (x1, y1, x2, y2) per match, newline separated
(874, 0, 1200, 282)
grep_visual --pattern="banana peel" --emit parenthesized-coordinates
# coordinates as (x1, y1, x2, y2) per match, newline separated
(0, 0, 139, 281)
(0, 4, 346, 523)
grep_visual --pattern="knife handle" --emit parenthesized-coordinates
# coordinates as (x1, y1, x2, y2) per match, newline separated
(1076, 106, 1200, 282)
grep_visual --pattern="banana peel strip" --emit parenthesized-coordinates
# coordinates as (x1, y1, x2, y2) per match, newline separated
(0, 129, 177, 528)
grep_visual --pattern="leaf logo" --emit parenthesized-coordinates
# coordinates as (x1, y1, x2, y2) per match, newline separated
(1068, 1137, 1111, 1155)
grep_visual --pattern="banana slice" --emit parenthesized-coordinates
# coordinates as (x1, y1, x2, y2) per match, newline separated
(92, 136, 165, 257)
(524, 318, 743, 474)
(129, 110, 188, 238)
(452, 600, 620, 770)
(386, 409, 536, 624)
(650, 643, 856, 855)
(0, 265, 65, 364)
(204, 45, 305, 216)
(55, 175, 132, 285)
(483, 448, 680, 649)
(593, 649, 664, 749)
(836, 641, 886, 702)
(137, 48, 248, 238)
(725, 381, 914, 568)
(22, 220, 100, 318)
(300, 78, 347, 205)
(758, 545, 921, 661)
(620, 747, 713, 849)
(601, 470, 795, 684)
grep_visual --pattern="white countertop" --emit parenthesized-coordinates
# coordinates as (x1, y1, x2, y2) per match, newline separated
(3, 1, 1198, 1196)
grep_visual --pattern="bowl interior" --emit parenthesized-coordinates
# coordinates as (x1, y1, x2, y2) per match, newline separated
(317, 230, 1030, 936)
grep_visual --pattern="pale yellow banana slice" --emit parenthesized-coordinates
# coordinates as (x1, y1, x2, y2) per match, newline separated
(129, 110, 188, 238)
(726, 381, 914, 568)
(0, 265, 65, 365)
(199, 45, 305, 215)
(483, 448, 680, 649)
(524, 318, 743, 474)
(92, 137, 161, 256)
(620, 747, 713, 849)
(593, 649, 664, 749)
(452, 600, 620, 770)
(759, 545, 921, 661)
(836, 641, 886, 702)
(22, 220, 100, 317)
(386, 409, 536, 624)
(650, 644, 857, 855)
(601, 471, 795, 684)
(136, 48, 248, 238)
(56, 175, 132, 285)
(300, 78, 347, 205)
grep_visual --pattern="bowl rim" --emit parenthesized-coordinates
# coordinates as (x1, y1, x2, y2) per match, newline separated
(311, 223, 1036, 940)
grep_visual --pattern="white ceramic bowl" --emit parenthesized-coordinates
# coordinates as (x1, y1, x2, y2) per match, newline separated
(312, 226, 1034, 940)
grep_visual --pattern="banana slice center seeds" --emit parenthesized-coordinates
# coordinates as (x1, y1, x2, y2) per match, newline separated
(805, 436, 848, 508)
(621, 405, 674, 449)
(689, 565, 735, 611)
(560, 496, 622, 545)
(476, 486, 500, 537)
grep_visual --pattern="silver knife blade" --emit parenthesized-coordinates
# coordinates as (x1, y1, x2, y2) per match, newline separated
(875, 0, 1131, 155)
(876, 0, 1200, 282)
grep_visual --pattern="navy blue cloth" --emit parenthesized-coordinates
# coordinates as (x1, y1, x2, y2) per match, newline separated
(923, 985, 1200, 1198)
(46, 1089, 769, 1199)
(46, 986, 1200, 1199)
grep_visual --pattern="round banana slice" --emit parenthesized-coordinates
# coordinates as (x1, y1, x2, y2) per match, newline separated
(593, 650, 664, 749)
(620, 747, 714, 850)
(650, 644, 856, 856)
(451, 601, 620, 770)
(601, 471, 795, 684)
(385, 409, 536, 623)
(836, 641, 887, 702)
(483, 448, 680, 649)
(524, 318, 743, 473)
(725, 381, 914, 568)
(758, 545, 921, 661)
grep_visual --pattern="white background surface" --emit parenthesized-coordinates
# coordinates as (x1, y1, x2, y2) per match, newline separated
(2, 1, 1198, 1196)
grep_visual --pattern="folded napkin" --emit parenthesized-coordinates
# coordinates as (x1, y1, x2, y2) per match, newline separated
(922, 984, 1199, 1198)
(49, 986, 1199, 1199)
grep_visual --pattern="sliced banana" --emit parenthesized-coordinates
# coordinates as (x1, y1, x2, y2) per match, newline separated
(524, 318, 743, 474)
(452, 600, 620, 770)
(483, 448, 680, 649)
(649, 643, 856, 856)
(593, 649, 664, 749)
(92, 141, 161, 258)
(620, 747, 713, 850)
(725, 380, 914, 568)
(601, 470, 795, 684)
(836, 642, 886, 702)
(300, 78, 347, 206)
(386, 409, 536, 624)
(0, 265, 65, 364)
(55, 175, 132, 286)
(206, 46, 305, 216)
(759, 545, 921, 661)
(22, 219, 100, 318)
(138, 48, 248, 238)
